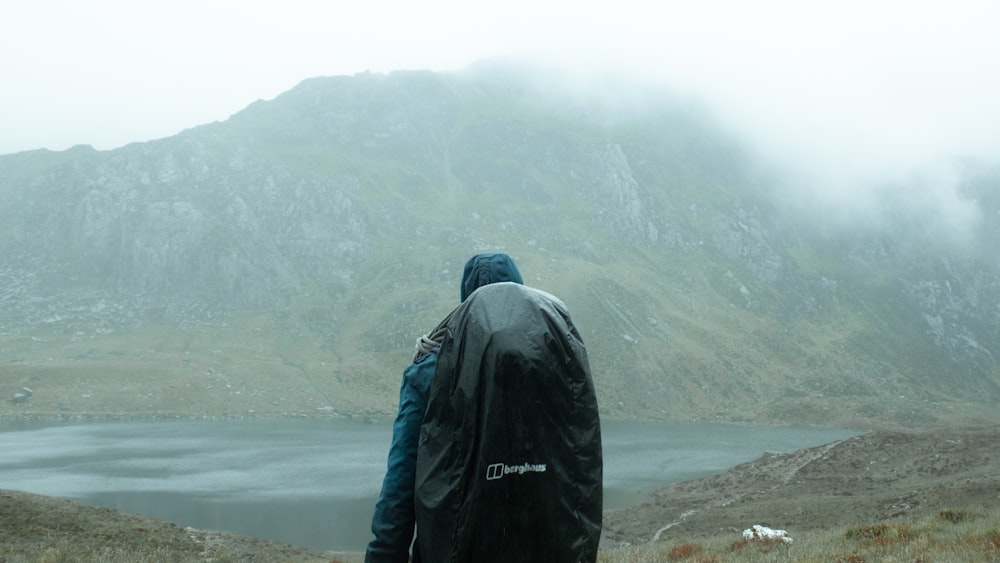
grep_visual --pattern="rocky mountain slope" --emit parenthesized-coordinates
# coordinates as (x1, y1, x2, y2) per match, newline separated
(2, 63, 998, 427)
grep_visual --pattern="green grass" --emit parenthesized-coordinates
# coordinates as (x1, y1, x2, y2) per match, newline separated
(5, 508, 999, 562)
(0, 545, 347, 563)
(598, 507, 1000, 562)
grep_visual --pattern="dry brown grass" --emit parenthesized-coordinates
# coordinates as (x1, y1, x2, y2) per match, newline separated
(598, 506, 1000, 562)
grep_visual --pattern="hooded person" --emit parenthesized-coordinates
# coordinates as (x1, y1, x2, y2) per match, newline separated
(365, 252, 525, 563)
(413, 280, 602, 562)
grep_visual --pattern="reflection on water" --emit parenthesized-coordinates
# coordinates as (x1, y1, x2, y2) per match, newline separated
(0, 418, 855, 552)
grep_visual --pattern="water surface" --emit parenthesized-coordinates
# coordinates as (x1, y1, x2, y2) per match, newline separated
(0, 418, 855, 551)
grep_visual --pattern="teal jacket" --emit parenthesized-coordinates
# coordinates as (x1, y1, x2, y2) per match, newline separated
(366, 253, 523, 563)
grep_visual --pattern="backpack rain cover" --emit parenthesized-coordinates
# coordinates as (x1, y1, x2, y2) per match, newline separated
(414, 282, 603, 562)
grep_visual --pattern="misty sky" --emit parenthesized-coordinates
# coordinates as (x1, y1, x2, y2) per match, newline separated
(3, 1, 999, 224)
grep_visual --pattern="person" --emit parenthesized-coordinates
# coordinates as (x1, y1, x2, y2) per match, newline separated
(365, 252, 525, 563)
(413, 277, 602, 562)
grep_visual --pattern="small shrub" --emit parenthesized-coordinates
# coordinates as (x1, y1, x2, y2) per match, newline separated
(665, 542, 702, 560)
(845, 523, 889, 540)
(984, 533, 1000, 555)
(938, 508, 976, 523)
(729, 538, 750, 551)
(844, 522, 912, 545)
(728, 536, 789, 554)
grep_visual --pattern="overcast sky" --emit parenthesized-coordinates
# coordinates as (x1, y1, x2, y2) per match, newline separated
(3, 0, 998, 228)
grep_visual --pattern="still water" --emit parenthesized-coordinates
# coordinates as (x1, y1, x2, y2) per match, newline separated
(0, 418, 854, 552)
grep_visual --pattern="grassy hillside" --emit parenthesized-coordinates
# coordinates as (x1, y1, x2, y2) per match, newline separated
(2, 64, 998, 427)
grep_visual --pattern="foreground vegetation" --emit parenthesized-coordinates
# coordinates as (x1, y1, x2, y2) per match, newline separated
(3, 502, 999, 562)
(599, 507, 1000, 562)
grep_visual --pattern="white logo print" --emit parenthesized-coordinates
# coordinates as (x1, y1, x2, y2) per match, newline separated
(485, 462, 547, 480)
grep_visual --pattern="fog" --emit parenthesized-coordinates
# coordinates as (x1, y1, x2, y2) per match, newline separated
(3, 1, 998, 240)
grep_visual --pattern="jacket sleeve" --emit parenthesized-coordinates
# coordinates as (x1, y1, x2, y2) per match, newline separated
(365, 351, 437, 563)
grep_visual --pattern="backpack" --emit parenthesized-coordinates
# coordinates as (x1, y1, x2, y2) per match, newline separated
(414, 282, 603, 563)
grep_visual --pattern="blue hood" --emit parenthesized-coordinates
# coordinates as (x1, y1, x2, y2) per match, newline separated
(460, 253, 523, 302)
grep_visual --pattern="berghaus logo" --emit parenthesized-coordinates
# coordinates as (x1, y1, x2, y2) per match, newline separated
(485, 462, 547, 480)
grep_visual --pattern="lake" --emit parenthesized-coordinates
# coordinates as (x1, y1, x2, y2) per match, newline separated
(0, 418, 855, 552)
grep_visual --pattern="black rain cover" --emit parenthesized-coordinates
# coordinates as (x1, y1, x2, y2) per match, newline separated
(414, 282, 602, 563)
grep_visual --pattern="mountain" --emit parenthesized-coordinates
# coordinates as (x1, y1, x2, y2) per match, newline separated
(2, 63, 998, 428)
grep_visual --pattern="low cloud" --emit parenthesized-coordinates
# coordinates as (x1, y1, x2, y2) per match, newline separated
(4, 0, 998, 252)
